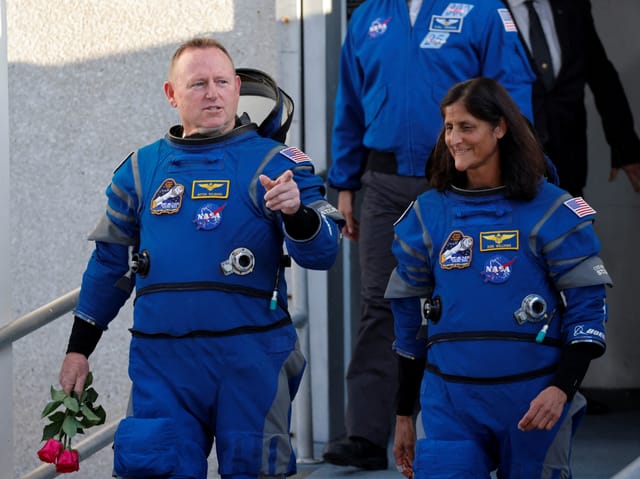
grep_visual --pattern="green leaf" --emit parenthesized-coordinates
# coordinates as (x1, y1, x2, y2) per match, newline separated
(84, 371, 94, 389)
(80, 405, 100, 423)
(79, 416, 92, 428)
(63, 396, 80, 413)
(83, 387, 98, 404)
(50, 385, 66, 402)
(62, 415, 80, 438)
(48, 411, 66, 424)
(93, 405, 107, 425)
(41, 400, 63, 418)
(42, 422, 61, 441)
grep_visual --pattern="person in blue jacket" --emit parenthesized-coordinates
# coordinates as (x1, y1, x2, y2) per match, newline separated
(57, 37, 343, 479)
(324, 0, 537, 469)
(386, 77, 610, 478)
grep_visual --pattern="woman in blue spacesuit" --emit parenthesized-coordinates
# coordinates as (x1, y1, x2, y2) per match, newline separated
(386, 77, 611, 479)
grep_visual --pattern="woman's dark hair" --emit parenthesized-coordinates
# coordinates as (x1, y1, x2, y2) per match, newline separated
(428, 77, 546, 200)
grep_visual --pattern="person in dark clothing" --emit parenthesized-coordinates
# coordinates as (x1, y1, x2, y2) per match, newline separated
(505, 0, 640, 197)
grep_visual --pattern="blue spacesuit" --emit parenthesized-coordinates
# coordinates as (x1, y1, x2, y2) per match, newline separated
(385, 181, 611, 478)
(74, 120, 343, 478)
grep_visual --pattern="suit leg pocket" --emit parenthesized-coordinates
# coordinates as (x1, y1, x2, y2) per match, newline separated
(113, 417, 178, 477)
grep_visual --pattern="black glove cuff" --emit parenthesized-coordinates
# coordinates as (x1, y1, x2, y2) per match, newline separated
(550, 342, 601, 401)
(282, 205, 321, 240)
(396, 355, 425, 416)
(66, 316, 103, 358)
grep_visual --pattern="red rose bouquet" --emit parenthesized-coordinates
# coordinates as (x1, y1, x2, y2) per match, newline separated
(36, 372, 106, 473)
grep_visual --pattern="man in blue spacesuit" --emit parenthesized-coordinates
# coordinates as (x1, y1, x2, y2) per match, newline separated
(386, 78, 610, 478)
(58, 37, 343, 479)
(324, 0, 537, 469)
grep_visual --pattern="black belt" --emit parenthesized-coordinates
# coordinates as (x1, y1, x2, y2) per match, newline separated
(367, 150, 398, 174)
(130, 316, 292, 339)
(425, 362, 559, 385)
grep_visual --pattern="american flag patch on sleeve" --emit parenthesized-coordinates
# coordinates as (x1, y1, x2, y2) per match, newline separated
(279, 146, 312, 163)
(564, 197, 596, 218)
(498, 8, 517, 32)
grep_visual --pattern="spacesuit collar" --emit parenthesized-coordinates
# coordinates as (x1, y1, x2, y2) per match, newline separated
(450, 184, 506, 196)
(166, 121, 258, 145)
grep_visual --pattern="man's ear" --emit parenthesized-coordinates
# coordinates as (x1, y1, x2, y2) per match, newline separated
(164, 81, 177, 107)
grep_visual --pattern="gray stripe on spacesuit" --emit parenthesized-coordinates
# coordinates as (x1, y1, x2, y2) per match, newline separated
(384, 201, 434, 299)
(109, 182, 137, 215)
(391, 234, 432, 287)
(413, 200, 435, 258)
(130, 151, 144, 214)
(261, 343, 305, 475)
(541, 391, 586, 478)
(404, 266, 431, 285)
(87, 214, 137, 245)
(554, 255, 613, 289)
(542, 220, 591, 256)
(105, 202, 136, 223)
(384, 268, 433, 299)
(396, 235, 430, 264)
(87, 152, 140, 245)
(307, 199, 345, 224)
(529, 193, 570, 254)
(249, 144, 286, 215)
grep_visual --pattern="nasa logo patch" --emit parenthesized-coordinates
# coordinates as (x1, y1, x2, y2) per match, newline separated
(481, 255, 516, 284)
(368, 17, 392, 39)
(193, 203, 226, 230)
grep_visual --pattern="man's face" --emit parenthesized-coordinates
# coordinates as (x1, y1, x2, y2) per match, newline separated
(164, 47, 241, 137)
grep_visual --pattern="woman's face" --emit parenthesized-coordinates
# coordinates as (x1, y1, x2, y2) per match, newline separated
(443, 100, 505, 188)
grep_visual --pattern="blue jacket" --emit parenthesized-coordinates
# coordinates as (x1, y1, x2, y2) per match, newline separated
(75, 123, 343, 335)
(328, 0, 536, 190)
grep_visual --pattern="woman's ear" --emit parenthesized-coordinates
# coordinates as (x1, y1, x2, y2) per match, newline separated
(495, 118, 507, 139)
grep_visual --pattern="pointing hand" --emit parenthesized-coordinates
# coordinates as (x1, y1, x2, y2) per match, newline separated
(259, 170, 301, 215)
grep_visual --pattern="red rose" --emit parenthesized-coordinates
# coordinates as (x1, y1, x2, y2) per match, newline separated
(55, 449, 80, 473)
(37, 438, 63, 463)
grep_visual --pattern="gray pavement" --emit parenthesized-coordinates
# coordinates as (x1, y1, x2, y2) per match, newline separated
(290, 405, 640, 479)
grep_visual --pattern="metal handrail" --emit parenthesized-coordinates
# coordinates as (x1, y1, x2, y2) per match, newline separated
(0, 288, 79, 348)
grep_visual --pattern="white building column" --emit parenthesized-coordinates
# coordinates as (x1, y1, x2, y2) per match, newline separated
(0, 0, 14, 476)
